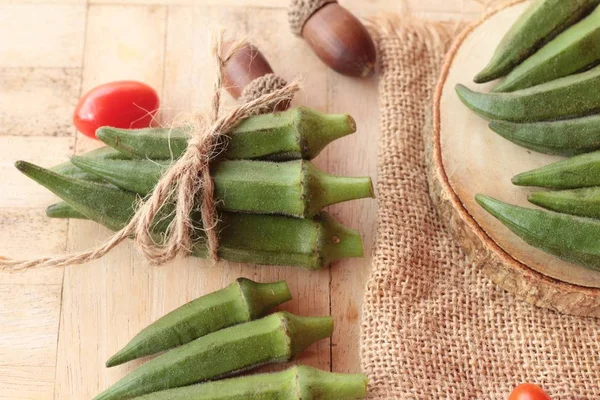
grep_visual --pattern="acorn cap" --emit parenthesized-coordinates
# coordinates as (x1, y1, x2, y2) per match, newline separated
(240, 73, 290, 112)
(288, 0, 337, 36)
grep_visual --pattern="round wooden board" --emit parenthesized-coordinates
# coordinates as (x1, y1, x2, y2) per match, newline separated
(428, 0, 600, 317)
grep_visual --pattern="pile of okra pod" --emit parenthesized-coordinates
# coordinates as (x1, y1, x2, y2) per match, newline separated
(92, 277, 368, 399)
(457, 0, 600, 271)
(17, 106, 374, 269)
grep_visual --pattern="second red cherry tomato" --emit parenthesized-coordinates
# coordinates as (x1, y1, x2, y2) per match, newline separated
(508, 383, 552, 400)
(73, 80, 160, 139)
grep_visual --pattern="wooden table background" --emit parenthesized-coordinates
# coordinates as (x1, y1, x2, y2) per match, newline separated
(0, 1, 482, 398)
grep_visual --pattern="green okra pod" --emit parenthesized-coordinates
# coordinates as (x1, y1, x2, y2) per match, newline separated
(457, 65, 600, 122)
(51, 146, 128, 182)
(46, 202, 87, 219)
(476, 194, 600, 270)
(96, 106, 355, 161)
(94, 312, 334, 400)
(494, 4, 600, 92)
(15, 161, 363, 269)
(70, 157, 374, 218)
(528, 187, 600, 219)
(475, 0, 600, 83)
(107, 278, 291, 367)
(129, 365, 368, 400)
(489, 116, 600, 156)
(512, 150, 600, 189)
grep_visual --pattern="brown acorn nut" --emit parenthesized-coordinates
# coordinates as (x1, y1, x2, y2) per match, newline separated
(222, 41, 290, 111)
(290, 1, 376, 78)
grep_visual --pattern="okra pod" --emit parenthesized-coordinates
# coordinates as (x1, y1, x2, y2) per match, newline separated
(46, 202, 87, 219)
(96, 107, 355, 161)
(70, 157, 374, 218)
(475, 0, 600, 83)
(489, 116, 600, 156)
(494, 4, 600, 92)
(94, 312, 334, 400)
(528, 187, 600, 219)
(476, 194, 600, 270)
(130, 365, 368, 400)
(512, 150, 600, 189)
(51, 146, 128, 182)
(16, 161, 363, 269)
(457, 65, 600, 122)
(107, 278, 291, 367)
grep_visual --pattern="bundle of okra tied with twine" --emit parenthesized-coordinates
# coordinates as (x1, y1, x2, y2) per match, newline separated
(0, 37, 373, 272)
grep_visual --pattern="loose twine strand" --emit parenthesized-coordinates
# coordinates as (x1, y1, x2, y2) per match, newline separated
(0, 35, 300, 272)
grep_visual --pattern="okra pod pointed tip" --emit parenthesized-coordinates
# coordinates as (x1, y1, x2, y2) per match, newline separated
(473, 66, 497, 84)
(511, 173, 529, 186)
(46, 202, 87, 219)
(475, 193, 495, 209)
(14, 160, 32, 173)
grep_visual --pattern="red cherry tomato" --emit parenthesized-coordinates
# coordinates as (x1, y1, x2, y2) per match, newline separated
(508, 383, 552, 400)
(73, 80, 160, 139)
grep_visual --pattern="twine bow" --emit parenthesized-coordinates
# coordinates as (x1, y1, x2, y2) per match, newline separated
(0, 36, 301, 272)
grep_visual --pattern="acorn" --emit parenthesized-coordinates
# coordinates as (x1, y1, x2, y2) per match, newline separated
(288, 0, 376, 78)
(222, 41, 290, 112)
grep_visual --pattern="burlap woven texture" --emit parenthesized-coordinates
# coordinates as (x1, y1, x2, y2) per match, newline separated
(360, 17, 600, 400)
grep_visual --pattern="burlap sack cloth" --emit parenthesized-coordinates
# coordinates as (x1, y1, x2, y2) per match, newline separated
(360, 17, 600, 400)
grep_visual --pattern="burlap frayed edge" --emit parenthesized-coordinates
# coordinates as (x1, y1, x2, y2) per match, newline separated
(288, 0, 336, 36)
(428, 0, 600, 317)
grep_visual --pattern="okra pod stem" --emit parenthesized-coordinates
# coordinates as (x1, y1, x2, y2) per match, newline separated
(95, 106, 355, 161)
(129, 365, 368, 400)
(107, 278, 291, 367)
(16, 161, 363, 269)
(93, 312, 334, 400)
(512, 150, 600, 189)
(476, 194, 600, 270)
(70, 157, 374, 218)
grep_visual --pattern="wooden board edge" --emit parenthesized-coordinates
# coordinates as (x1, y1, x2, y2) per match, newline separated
(427, 0, 600, 318)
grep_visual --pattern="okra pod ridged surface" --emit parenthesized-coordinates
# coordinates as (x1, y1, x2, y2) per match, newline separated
(46, 202, 87, 219)
(475, 0, 600, 83)
(476, 194, 600, 271)
(93, 312, 334, 400)
(51, 146, 128, 182)
(16, 161, 363, 269)
(96, 107, 355, 161)
(494, 4, 600, 92)
(457, 65, 600, 122)
(512, 150, 600, 189)
(130, 365, 368, 400)
(70, 157, 374, 218)
(489, 116, 600, 156)
(107, 278, 292, 367)
(528, 187, 600, 219)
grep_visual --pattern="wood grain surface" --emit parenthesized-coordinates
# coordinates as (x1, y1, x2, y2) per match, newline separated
(0, 1, 475, 398)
